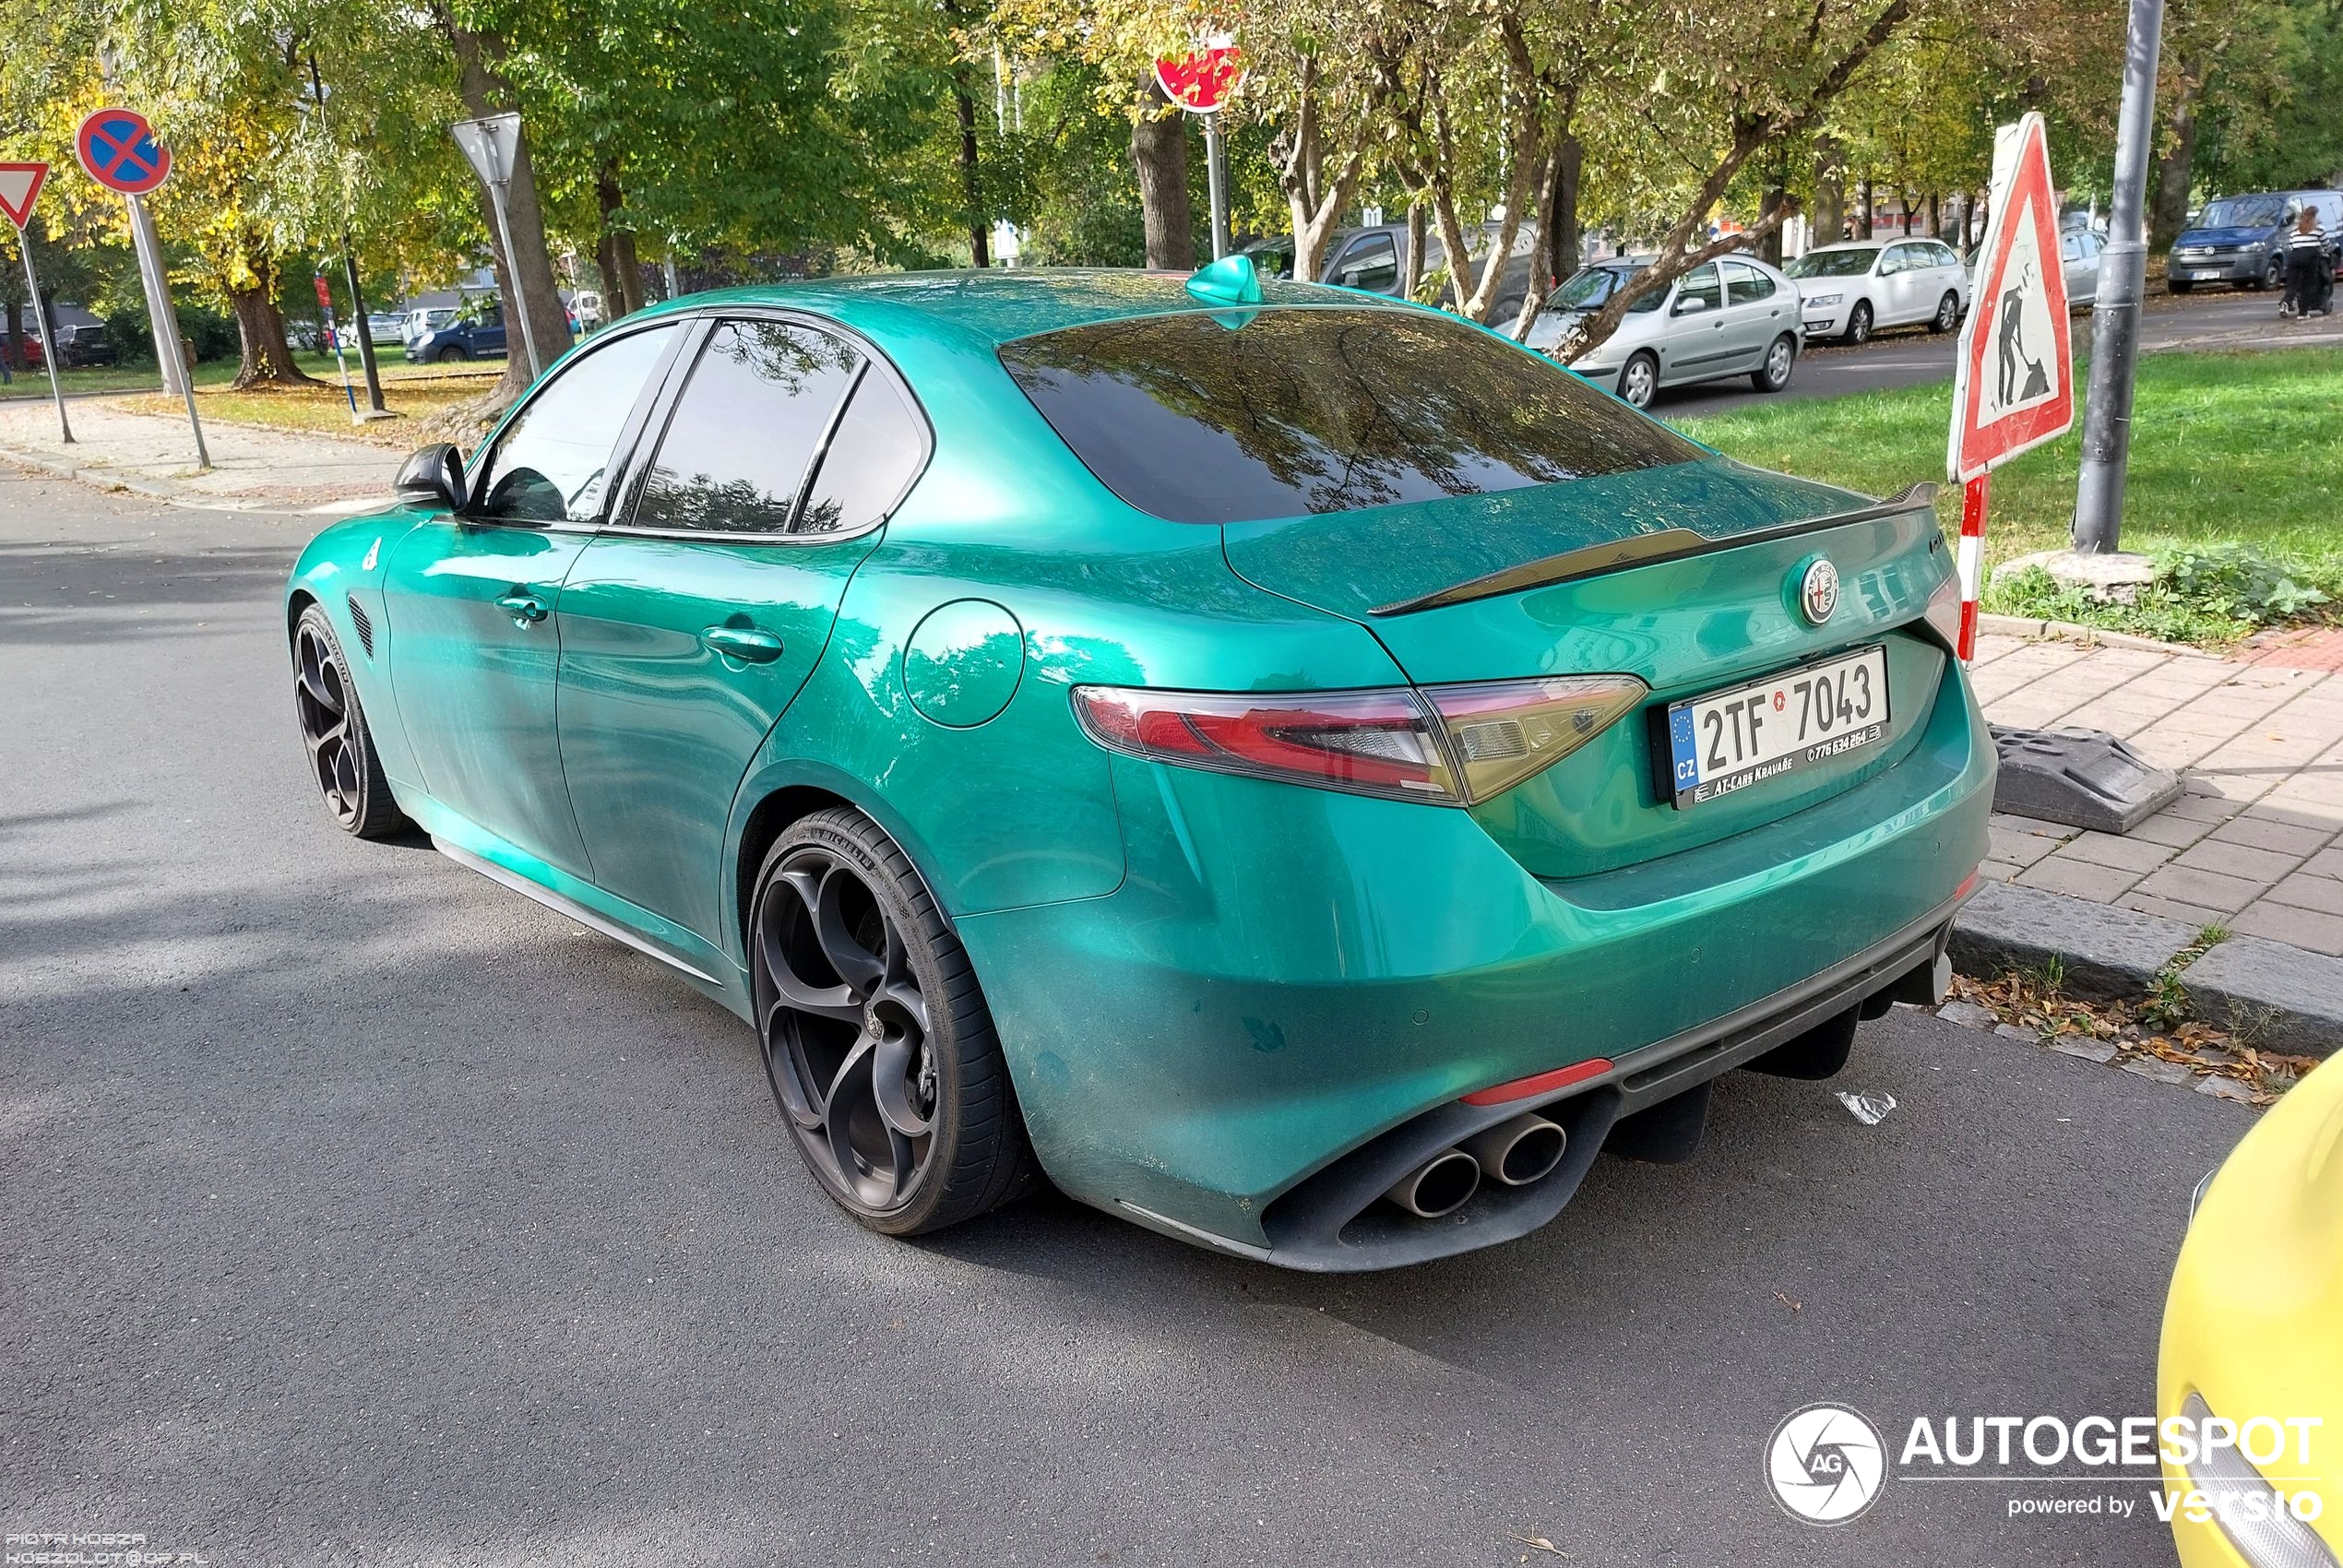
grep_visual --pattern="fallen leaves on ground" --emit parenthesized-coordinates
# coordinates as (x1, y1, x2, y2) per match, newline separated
(1946, 971, 2318, 1106)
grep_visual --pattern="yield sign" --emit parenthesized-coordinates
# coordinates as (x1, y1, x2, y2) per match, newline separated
(0, 161, 45, 230)
(1949, 113, 2073, 481)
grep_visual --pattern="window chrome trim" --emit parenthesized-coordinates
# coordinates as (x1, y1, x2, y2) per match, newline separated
(593, 303, 934, 550)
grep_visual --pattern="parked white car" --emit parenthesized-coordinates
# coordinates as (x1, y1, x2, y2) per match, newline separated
(1517, 254, 1804, 409)
(1786, 239, 1970, 343)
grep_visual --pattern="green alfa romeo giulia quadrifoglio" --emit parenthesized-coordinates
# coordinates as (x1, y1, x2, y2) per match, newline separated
(285, 258, 1990, 1271)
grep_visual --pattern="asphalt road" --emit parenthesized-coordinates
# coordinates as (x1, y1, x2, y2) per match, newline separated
(1, 474, 2255, 1566)
(1655, 283, 2325, 420)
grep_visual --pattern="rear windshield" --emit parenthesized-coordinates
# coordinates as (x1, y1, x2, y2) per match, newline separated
(998, 306, 1702, 525)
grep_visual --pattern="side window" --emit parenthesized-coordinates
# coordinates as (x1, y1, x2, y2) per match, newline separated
(1934, 243, 1964, 267)
(470, 323, 679, 525)
(1879, 244, 1911, 275)
(797, 373, 927, 536)
(1722, 260, 1776, 305)
(630, 320, 862, 535)
(1329, 234, 1400, 293)
(1672, 263, 1722, 313)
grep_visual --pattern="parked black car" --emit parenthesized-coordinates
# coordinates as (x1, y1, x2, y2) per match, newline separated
(2169, 190, 2343, 292)
(56, 324, 118, 368)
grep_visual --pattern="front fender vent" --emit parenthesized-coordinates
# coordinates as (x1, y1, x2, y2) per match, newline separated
(346, 594, 374, 659)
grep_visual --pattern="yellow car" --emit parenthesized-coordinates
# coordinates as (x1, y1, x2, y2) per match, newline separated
(2159, 1051, 2343, 1567)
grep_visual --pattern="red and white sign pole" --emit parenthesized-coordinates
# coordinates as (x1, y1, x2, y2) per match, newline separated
(0, 162, 71, 442)
(1947, 112, 2075, 662)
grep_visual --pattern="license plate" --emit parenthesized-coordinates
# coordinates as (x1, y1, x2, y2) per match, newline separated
(1664, 646, 1890, 807)
(2188, 269, 2223, 280)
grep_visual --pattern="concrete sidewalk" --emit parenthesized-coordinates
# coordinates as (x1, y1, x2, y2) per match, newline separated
(0, 397, 396, 512)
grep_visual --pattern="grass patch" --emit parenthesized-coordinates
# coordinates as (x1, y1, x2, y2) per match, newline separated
(0, 349, 501, 403)
(1673, 346, 2343, 643)
(113, 368, 497, 446)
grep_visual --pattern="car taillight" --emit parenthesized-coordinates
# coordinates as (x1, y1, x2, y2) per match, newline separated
(1921, 566, 1965, 655)
(1070, 675, 1647, 806)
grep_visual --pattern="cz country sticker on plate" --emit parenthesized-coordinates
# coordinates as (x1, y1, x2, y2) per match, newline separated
(1665, 644, 1890, 807)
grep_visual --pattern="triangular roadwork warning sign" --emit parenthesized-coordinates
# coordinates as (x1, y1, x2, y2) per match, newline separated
(0, 162, 46, 231)
(1950, 114, 2074, 481)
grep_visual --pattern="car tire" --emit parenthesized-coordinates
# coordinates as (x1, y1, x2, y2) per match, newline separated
(291, 602, 408, 839)
(1617, 350, 1660, 410)
(434, 345, 469, 362)
(2261, 255, 2286, 291)
(1842, 300, 1873, 345)
(1750, 333, 1796, 393)
(1929, 291, 1959, 333)
(750, 807, 1040, 1237)
(2168, 279, 2194, 294)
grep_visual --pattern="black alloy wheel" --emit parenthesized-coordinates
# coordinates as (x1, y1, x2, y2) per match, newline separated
(291, 604, 406, 837)
(749, 808, 1036, 1236)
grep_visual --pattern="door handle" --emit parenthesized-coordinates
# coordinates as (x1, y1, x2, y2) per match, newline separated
(702, 626, 785, 664)
(495, 591, 547, 626)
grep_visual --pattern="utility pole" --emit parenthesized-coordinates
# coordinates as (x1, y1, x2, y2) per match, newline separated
(2072, 0, 2165, 553)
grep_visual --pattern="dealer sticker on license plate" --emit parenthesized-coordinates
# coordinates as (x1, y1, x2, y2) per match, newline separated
(1665, 645, 1890, 807)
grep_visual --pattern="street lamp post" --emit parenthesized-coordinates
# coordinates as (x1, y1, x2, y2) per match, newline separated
(2071, 0, 2166, 553)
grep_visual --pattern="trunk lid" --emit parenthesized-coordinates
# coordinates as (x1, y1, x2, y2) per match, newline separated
(1221, 457, 1956, 878)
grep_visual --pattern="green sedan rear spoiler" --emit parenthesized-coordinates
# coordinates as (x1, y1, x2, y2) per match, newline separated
(1367, 482, 1941, 617)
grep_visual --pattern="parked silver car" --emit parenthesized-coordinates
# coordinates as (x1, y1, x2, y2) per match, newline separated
(2058, 229, 2104, 309)
(1787, 239, 1969, 343)
(1517, 254, 1803, 409)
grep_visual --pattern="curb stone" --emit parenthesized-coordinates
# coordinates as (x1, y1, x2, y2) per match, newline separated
(2178, 937, 2343, 1056)
(1974, 613, 2220, 659)
(1949, 881, 2200, 1002)
(1950, 881, 2340, 1057)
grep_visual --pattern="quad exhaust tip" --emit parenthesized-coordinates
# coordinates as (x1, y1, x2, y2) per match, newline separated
(1462, 1113, 1568, 1187)
(1382, 1148, 1482, 1218)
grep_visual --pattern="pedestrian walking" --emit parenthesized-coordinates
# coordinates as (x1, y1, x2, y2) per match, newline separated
(2279, 207, 2331, 318)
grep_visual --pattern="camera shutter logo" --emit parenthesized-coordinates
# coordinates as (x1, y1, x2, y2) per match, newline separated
(1798, 557, 1840, 625)
(1766, 1402, 1886, 1525)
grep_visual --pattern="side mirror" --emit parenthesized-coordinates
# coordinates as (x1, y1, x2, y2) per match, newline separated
(395, 443, 468, 512)
(1674, 294, 1712, 315)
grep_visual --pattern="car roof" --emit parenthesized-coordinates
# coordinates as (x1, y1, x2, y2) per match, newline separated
(1802, 240, 1891, 252)
(621, 268, 1400, 351)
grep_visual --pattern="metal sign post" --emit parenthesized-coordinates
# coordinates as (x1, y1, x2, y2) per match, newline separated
(315, 273, 359, 422)
(450, 113, 543, 379)
(1202, 118, 1230, 260)
(75, 109, 207, 467)
(0, 162, 71, 442)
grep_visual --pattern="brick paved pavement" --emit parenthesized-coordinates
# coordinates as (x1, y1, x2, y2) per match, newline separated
(1974, 631, 2343, 956)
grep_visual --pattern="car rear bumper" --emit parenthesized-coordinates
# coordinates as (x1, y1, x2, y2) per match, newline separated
(955, 658, 1993, 1268)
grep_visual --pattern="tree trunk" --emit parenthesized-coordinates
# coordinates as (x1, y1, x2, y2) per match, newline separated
(440, 8, 572, 402)
(1403, 198, 1427, 299)
(1756, 183, 1788, 266)
(613, 230, 645, 315)
(957, 79, 990, 267)
(2150, 58, 2204, 252)
(1927, 192, 1941, 242)
(227, 254, 318, 389)
(1132, 78, 1194, 270)
(594, 160, 631, 321)
(1855, 175, 1873, 238)
(1813, 135, 1845, 244)
(6, 300, 19, 373)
